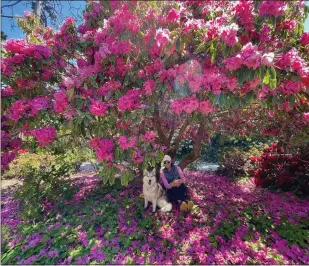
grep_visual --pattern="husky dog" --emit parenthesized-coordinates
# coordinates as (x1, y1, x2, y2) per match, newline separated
(143, 169, 172, 212)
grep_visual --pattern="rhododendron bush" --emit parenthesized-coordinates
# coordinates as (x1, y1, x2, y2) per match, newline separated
(251, 143, 309, 195)
(2, 1, 309, 185)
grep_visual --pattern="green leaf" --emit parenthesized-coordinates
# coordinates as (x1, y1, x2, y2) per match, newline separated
(102, 170, 109, 185)
(208, 92, 215, 104)
(245, 91, 254, 104)
(249, 69, 255, 81)
(269, 67, 277, 89)
(288, 95, 296, 108)
(272, 95, 278, 105)
(109, 174, 115, 186)
(89, 76, 98, 88)
(219, 93, 225, 107)
(196, 41, 206, 54)
(115, 147, 121, 160)
(176, 38, 181, 52)
(237, 69, 248, 85)
(263, 70, 270, 85)
(234, 96, 240, 107)
(214, 94, 221, 105)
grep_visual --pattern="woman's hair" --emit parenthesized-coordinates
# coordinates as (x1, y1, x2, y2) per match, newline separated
(164, 162, 174, 168)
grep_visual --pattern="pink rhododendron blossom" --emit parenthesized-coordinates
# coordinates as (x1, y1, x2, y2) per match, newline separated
(259, 1, 287, 17)
(4, 39, 27, 53)
(240, 43, 262, 70)
(171, 96, 200, 114)
(199, 100, 214, 114)
(282, 101, 293, 112)
(143, 131, 156, 143)
(42, 70, 53, 81)
(276, 48, 308, 76)
(1, 86, 14, 97)
(53, 89, 69, 113)
(259, 25, 272, 43)
(133, 149, 143, 164)
(118, 89, 141, 112)
(303, 113, 309, 123)
(166, 8, 179, 23)
(29, 97, 48, 117)
(90, 138, 114, 162)
(62, 77, 74, 89)
(299, 32, 309, 45)
(98, 80, 121, 96)
(224, 55, 243, 71)
(118, 136, 137, 150)
(143, 80, 156, 95)
(235, 1, 254, 31)
(32, 127, 57, 147)
(188, 73, 202, 93)
(8, 100, 28, 121)
(1, 151, 16, 170)
(89, 99, 108, 116)
(220, 23, 239, 47)
(261, 52, 275, 66)
(280, 20, 297, 32)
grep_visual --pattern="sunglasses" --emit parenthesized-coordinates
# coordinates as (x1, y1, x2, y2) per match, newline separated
(164, 161, 171, 164)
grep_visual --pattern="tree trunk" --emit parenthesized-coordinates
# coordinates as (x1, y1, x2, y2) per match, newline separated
(34, 0, 42, 18)
(178, 122, 205, 170)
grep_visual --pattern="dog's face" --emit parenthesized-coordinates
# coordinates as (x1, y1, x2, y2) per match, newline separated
(143, 169, 156, 187)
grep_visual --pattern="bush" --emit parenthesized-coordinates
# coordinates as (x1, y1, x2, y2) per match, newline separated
(250, 143, 309, 196)
(2, 152, 56, 180)
(6, 153, 78, 219)
(216, 147, 263, 179)
(17, 158, 77, 219)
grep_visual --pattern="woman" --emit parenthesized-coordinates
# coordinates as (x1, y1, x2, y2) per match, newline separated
(160, 155, 194, 212)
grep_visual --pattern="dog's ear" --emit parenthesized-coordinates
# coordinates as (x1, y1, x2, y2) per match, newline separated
(143, 169, 148, 176)
(151, 168, 156, 175)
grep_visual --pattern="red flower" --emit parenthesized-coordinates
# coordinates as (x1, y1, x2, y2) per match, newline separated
(301, 74, 309, 86)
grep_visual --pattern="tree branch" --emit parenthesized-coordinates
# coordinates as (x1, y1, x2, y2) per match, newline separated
(153, 103, 169, 146)
(1, 0, 22, 9)
(1, 15, 22, 19)
(173, 118, 190, 148)
(167, 128, 175, 143)
(178, 122, 205, 170)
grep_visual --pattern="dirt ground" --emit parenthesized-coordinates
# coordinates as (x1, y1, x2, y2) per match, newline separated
(1, 178, 19, 189)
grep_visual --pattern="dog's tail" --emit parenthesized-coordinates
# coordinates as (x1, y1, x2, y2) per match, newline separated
(161, 203, 172, 212)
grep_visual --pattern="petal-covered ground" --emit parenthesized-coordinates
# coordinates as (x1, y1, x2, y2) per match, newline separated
(1, 171, 309, 264)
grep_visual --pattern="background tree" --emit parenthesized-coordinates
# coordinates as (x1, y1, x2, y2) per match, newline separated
(1, 0, 84, 33)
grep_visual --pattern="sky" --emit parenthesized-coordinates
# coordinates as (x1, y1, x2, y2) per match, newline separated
(1, 0, 309, 40)
(1, 0, 86, 39)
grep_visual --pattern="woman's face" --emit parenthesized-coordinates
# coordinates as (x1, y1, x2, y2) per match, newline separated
(164, 160, 171, 169)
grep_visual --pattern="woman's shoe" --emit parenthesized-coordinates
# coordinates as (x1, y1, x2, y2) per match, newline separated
(180, 201, 188, 212)
(187, 201, 194, 212)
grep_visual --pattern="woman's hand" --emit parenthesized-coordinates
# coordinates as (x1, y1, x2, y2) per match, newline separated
(171, 179, 183, 187)
(171, 180, 179, 187)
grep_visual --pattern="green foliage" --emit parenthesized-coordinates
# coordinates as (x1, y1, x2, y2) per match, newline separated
(216, 146, 263, 179)
(209, 213, 241, 247)
(243, 207, 274, 236)
(276, 218, 309, 248)
(13, 154, 77, 219)
(2, 153, 56, 180)
(1, 225, 11, 255)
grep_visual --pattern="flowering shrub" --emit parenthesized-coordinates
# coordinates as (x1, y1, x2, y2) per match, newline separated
(1, 1, 309, 182)
(217, 147, 263, 179)
(14, 154, 77, 219)
(250, 143, 309, 195)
